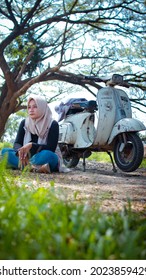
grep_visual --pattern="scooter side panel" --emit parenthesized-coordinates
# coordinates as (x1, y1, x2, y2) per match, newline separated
(58, 123, 76, 144)
(59, 112, 95, 148)
(108, 118, 146, 144)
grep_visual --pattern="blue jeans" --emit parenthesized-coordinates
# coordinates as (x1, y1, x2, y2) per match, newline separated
(1, 148, 58, 172)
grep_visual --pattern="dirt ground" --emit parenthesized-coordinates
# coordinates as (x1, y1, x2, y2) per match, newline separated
(21, 160, 146, 214)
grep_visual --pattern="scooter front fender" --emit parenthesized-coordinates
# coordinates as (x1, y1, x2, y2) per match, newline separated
(108, 118, 146, 144)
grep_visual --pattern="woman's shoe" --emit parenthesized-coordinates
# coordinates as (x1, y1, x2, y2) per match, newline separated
(31, 163, 51, 173)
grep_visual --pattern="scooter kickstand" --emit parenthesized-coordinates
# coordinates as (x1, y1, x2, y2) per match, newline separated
(107, 151, 117, 173)
(83, 152, 86, 172)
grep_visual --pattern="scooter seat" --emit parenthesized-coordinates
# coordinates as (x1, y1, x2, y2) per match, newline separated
(67, 100, 97, 115)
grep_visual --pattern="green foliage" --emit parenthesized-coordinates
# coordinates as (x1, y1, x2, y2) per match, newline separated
(0, 162, 146, 260)
(88, 152, 146, 168)
(140, 158, 146, 168)
(88, 152, 112, 163)
(0, 142, 12, 150)
(6, 32, 45, 77)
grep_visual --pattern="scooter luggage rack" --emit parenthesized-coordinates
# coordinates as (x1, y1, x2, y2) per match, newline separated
(67, 100, 97, 115)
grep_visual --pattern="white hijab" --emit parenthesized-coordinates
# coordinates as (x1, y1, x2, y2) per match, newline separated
(23, 95, 53, 145)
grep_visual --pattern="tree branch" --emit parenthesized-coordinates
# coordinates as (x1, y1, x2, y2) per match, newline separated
(15, 48, 36, 82)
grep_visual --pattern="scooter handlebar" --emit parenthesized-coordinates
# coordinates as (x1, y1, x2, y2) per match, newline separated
(84, 74, 130, 88)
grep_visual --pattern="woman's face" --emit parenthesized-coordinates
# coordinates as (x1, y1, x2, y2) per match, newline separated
(28, 99, 40, 120)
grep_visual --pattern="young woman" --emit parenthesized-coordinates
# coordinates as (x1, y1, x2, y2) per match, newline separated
(1, 95, 60, 173)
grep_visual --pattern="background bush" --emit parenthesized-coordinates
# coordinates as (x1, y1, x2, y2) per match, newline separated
(0, 142, 12, 150)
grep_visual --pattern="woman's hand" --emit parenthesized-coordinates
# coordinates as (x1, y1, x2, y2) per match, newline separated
(18, 143, 32, 169)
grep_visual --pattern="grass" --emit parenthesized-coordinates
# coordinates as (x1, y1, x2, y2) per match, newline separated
(88, 152, 146, 168)
(0, 160, 146, 260)
(88, 152, 112, 163)
(140, 158, 146, 168)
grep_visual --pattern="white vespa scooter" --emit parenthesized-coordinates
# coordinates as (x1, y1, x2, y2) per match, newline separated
(55, 74, 146, 172)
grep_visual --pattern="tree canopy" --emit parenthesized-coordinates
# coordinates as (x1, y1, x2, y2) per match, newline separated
(0, 0, 146, 139)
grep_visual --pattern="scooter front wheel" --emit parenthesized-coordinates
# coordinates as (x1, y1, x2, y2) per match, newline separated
(63, 156, 80, 168)
(114, 132, 144, 172)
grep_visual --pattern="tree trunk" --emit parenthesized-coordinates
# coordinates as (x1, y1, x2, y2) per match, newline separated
(0, 94, 18, 140)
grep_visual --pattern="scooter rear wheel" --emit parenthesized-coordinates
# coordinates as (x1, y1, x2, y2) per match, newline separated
(63, 156, 80, 168)
(114, 132, 144, 172)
